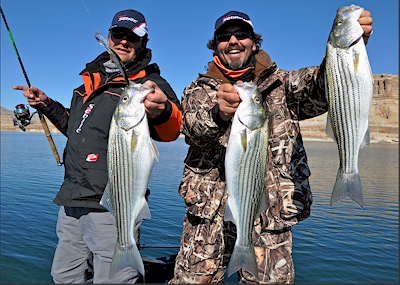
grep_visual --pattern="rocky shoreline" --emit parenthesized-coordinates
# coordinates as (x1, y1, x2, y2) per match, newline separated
(1, 113, 398, 144)
(1, 116, 397, 144)
(1, 74, 398, 144)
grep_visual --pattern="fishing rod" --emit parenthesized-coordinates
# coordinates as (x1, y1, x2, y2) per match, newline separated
(1, 6, 62, 166)
(94, 32, 130, 83)
(140, 244, 180, 249)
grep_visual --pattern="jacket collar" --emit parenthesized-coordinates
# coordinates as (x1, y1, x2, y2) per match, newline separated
(79, 49, 154, 100)
(202, 49, 274, 84)
(80, 48, 153, 79)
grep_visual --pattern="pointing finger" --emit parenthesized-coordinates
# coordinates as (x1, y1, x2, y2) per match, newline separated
(13, 85, 29, 91)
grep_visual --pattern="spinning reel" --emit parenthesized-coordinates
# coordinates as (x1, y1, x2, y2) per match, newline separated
(14, 104, 37, 131)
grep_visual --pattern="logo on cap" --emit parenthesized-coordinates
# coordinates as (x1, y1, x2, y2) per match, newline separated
(118, 15, 138, 23)
(222, 15, 253, 27)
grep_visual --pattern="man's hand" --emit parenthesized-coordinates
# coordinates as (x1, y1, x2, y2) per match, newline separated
(216, 83, 241, 121)
(143, 80, 168, 119)
(13, 85, 51, 109)
(359, 10, 373, 44)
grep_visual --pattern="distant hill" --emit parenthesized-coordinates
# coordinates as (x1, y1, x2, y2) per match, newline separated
(1, 74, 398, 143)
(0, 105, 60, 133)
(1, 106, 14, 117)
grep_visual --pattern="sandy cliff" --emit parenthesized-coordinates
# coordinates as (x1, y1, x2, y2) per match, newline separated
(1, 74, 398, 143)
(299, 74, 398, 143)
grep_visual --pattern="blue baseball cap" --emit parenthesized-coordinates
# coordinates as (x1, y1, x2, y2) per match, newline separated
(214, 11, 254, 33)
(109, 9, 148, 37)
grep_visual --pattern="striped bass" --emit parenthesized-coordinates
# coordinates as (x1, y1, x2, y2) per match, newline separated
(224, 82, 268, 278)
(100, 82, 159, 277)
(325, 4, 373, 208)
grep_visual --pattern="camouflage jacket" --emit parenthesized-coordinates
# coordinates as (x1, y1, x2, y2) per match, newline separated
(179, 50, 328, 231)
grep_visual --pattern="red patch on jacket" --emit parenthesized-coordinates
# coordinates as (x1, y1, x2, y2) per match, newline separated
(86, 154, 99, 162)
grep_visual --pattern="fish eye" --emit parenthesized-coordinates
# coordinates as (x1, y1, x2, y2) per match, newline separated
(337, 20, 343, 26)
(254, 96, 261, 104)
(122, 96, 129, 102)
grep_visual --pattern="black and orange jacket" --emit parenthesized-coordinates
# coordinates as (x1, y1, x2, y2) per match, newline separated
(41, 49, 182, 209)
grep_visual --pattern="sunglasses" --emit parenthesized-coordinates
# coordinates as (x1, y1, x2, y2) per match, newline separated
(111, 29, 141, 43)
(215, 31, 253, 42)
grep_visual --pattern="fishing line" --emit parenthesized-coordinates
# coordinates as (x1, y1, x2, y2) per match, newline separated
(81, 1, 131, 86)
(81, 0, 99, 31)
(0, 6, 62, 166)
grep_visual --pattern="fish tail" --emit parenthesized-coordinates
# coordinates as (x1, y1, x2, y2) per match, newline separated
(330, 171, 364, 208)
(109, 243, 144, 278)
(227, 245, 258, 278)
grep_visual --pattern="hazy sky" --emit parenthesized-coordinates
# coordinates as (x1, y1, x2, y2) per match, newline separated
(1, 0, 398, 110)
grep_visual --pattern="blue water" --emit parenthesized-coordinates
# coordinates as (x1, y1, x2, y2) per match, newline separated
(1, 132, 398, 284)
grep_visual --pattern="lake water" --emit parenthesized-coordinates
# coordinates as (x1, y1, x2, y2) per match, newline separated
(0, 132, 398, 284)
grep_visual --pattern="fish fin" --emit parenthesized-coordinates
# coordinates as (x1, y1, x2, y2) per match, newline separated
(131, 131, 139, 152)
(227, 245, 258, 278)
(360, 126, 370, 149)
(99, 184, 115, 215)
(353, 51, 360, 71)
(325, 112, 336, 143)
(150, 138, 159, 162)
(224, 198, 236, 224)
(330, 170, 364, 208)
(240, 129, 247, 152)
(256, 190, 268, 217)
(137, 200, 151, 221)
(109, 243, 145, 278)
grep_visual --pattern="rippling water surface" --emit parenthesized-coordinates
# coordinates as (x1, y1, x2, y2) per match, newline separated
(1, 132, 398, 283)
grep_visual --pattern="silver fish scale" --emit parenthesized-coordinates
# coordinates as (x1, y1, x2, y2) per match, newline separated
(108, 129, 138, 246)
(327, 54, 361, 174)
(235, 132, 267, 244)
(100, 83, 157, 277)
(224, 82, 268, 277)
(326, 44, 372, 206)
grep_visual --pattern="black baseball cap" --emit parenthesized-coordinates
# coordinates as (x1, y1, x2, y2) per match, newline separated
(109, 9, 148, 37)
(214, 11, 254, 33)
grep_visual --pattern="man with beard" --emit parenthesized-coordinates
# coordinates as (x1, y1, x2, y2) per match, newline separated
(169, 10, 373, 284)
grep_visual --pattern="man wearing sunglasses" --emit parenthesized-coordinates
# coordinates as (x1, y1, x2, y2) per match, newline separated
(169, 9, 373, 284)
(14, 9, 182, 284)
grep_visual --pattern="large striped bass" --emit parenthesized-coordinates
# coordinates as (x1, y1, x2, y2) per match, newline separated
(325, 4, 373, 208)
(100, 82, 159, 277)
(224, 82, 268, 278)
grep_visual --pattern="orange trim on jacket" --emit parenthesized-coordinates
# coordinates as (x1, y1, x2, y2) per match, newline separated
(213, 55, 251, 78)
(153, 100, 182, 142)
(82, 72, 101, 100)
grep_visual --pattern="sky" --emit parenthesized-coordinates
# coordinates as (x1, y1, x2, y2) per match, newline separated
(1, 0, 398, 111)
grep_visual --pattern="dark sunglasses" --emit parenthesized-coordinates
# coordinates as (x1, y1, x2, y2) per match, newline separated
(215, 31, 252, 42)
(111, 29, 141, 43)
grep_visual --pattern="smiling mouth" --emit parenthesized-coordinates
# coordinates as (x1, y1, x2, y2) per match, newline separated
(116, 48, 129, 54)
(225, 45, 244, 55)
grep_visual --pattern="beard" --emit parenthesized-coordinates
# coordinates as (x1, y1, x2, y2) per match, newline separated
(228, 58, 245, 70)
